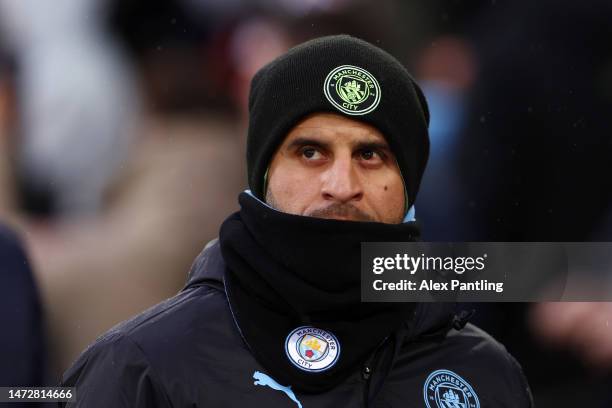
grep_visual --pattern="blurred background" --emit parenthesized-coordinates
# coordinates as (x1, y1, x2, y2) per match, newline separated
(0, 0, 611, 406)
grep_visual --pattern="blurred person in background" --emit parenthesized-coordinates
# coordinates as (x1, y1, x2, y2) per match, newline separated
(0, 223, 45, 406)
(0, 0, 246, 381)
(413, 35, 479, 241)
(0, 0, 139, 216)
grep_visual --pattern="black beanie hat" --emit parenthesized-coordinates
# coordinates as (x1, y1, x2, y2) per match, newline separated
(247, 34, 430, 208)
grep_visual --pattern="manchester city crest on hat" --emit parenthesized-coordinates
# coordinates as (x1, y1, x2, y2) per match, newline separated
(285, 326, 340, 372)
(323, 65, 381, 116)
(423, 369, 480, 408)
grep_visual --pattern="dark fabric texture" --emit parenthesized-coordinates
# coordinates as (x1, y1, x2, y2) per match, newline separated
(246, 34, 430, 208)
(219, 192, 419, 393)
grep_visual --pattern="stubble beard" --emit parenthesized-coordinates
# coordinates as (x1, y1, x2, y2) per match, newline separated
(265, 188, 379, 223)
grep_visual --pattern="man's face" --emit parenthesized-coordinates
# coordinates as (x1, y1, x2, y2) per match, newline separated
(265, 112, 405, 224)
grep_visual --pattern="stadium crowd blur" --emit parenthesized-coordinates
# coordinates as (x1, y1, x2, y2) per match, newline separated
(1, 0, 611, 406)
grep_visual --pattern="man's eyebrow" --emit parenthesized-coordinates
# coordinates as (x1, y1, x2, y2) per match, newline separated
(354, 141, 391, 152)
(285, 136, 392, 154)
(285, 137, 330, 150)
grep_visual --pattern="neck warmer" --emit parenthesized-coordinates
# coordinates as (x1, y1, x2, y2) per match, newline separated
(219, 192, 420, 393)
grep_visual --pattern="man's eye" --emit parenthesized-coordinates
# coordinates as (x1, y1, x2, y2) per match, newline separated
(302, 148, 321, 159)
(360, 149, 377, 160)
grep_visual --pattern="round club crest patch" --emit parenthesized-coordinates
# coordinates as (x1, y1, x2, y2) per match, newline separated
(423, 369, 480, 408)
(323, 65, 381, 116)
(285, 326, 340, 372)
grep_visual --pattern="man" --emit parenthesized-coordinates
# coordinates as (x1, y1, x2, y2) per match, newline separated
(60, 35, 533, 407)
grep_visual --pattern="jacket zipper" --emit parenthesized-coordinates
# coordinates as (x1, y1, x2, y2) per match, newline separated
(362, 359, 374, 407)
(362, 336, 389, 407)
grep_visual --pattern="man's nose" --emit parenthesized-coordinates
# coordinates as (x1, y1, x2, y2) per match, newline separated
(320, 155, 364, 203)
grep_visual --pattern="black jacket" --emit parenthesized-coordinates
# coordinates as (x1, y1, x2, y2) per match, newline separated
(60, 240, 533, 407)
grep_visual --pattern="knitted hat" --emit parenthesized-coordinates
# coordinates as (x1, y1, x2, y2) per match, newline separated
(246, 34, 430, 208)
